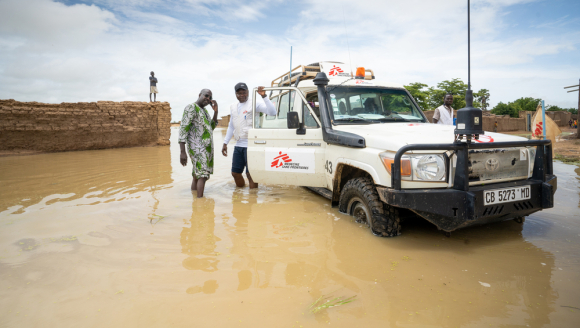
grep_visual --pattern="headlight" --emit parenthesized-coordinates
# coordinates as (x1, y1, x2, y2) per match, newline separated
(379, 153, 446, 181)
(527, 146, 536, 178)
(412, 154, 446, 181)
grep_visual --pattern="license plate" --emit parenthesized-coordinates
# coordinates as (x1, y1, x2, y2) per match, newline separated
(484, 186, 531, 205)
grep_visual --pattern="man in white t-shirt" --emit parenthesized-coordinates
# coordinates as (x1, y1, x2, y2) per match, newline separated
(433, 93, 454, 125)
(222, 82, 276, 188)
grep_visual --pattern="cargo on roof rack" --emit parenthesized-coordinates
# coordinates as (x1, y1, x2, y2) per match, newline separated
(271, 61, 374, 87)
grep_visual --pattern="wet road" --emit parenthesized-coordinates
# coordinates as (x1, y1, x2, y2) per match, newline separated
(1, 128, 579, 327)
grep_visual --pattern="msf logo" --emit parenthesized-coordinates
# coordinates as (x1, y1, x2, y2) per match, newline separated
(532, 122, 543, 138)
(271, 151, 292, 168)
(328, 65, 344, 77)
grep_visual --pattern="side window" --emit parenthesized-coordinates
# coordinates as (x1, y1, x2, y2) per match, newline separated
(254, 89, 295, 129)
(278, 91, 295, 119)
(304, 92, 321, 128)
(303, 102, 319, 128)
(254, 93, 278, 128)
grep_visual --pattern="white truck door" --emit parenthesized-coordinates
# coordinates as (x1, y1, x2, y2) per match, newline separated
(247, 87, 327, 187)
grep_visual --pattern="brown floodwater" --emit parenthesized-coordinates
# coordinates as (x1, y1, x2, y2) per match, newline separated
(1, 128, 579, 328)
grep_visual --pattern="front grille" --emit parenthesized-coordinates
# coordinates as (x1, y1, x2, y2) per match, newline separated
(513, 201, 534, 211)
(468, 148, 529, 183)
(482, 204, 504, 216)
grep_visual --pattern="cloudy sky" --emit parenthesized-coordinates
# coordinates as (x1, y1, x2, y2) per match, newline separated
(1, 0, 579, 121)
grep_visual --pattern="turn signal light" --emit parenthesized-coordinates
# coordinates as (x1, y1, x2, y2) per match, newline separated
(355, 67, 365, 79)
(381, 156, 412, 176)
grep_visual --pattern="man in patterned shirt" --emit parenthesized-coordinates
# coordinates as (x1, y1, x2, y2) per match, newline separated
(178, 89, 219, 198)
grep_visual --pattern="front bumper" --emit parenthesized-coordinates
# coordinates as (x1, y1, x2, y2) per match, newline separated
(377, 175, 557, 232)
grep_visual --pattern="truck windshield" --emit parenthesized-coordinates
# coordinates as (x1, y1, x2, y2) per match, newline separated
(327, 87, 426, 124)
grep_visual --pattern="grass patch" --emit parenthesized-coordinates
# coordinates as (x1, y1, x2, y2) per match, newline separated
(309, 294, 357, 314)
(554, 154, 580, 165)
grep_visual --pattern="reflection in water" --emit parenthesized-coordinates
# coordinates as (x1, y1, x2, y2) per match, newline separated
(181, 198, 219, 272)
(230, 190, 258, 290)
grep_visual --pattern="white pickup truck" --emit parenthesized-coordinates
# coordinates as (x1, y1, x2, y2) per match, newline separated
(247, 61, 557, 237)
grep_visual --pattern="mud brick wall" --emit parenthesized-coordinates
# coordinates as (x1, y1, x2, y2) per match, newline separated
(520, 110, 572, 129)
(217, 115, 230, 128)
(0, 100, 171, 153)
(481, 115, 525, 132)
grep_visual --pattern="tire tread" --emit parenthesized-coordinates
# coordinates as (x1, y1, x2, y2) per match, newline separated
(338, 177, 401, 237)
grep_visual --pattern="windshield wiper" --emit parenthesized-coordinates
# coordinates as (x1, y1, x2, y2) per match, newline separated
(377, 117, 416, 122)
(333, 118, 377, 124)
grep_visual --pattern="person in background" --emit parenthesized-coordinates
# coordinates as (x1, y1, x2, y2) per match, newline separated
(222, 83, 276, 189)
(179, 89, 219, 198)
(433, 93, 454, 125)
(149, 71, 158, 102)
(494, 121, 498, 133)
(364, 98, 378, 114)
(569, 119, 573, 127)
(338, 101, 347, 115)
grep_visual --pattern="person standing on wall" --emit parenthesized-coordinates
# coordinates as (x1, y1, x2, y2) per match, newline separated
(222, 83, 276, 189)
(149, 71, 158, 102)
(179, 89, 218, 198)
(433, 93, 454, 125)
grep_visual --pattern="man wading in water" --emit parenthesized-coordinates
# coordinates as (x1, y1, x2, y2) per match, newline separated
(179, 89, 219, 198)
(222, 83, 276, 188)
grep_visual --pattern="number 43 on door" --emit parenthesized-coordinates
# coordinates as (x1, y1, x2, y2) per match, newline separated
(324, 160, 333, 174)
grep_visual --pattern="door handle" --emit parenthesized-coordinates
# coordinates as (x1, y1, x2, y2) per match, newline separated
(254, 141, 266, 144)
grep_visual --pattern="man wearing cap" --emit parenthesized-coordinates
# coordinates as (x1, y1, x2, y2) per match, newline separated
(222, 83, 276, 188)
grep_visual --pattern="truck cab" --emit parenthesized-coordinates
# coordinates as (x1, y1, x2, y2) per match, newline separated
(247, 61, 557, 237)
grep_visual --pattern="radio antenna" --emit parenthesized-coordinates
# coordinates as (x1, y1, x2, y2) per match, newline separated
(342, 5, 353, 77)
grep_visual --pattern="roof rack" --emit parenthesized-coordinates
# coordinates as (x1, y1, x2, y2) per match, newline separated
(271, 62, 375, 87)
(271, 63, 322, 87)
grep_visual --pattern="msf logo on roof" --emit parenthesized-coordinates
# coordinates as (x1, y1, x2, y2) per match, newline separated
(271, 151, 292, 168)
(328, 65, 344, 77)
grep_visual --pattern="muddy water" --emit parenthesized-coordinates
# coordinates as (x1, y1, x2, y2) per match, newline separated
(1, 128, 579, 328)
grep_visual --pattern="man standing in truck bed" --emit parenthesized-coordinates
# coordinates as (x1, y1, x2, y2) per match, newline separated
(222, 83, 276, 188)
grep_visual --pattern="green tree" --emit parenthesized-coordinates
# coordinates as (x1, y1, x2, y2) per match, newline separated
(433, 78, 468, 110)
(491, 102, 518, 117)
(512, 97, 541, 112)
(546, 104, 577, 114)
(405, 78, 489, 111)
(404, 82, 430, 110)
(474, 89, 490, 111)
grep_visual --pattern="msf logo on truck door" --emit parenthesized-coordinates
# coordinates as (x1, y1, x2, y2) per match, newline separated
(271, 151, 292, 168)
(265, 148, 316, 174)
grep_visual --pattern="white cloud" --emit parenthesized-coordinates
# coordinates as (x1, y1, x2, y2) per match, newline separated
(0, 0, 116, 48)
(0, 0, 578, 122)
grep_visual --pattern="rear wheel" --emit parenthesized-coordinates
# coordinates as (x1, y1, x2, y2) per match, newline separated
(338, 177, 401, 237)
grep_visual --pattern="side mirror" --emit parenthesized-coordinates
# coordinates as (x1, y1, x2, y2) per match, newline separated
(287, 112, 300, 129)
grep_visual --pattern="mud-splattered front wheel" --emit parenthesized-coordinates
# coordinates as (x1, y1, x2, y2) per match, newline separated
(338, 177, 401, 237)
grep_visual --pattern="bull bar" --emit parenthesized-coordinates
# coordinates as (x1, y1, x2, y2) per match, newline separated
(379, 140, 557, 232)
